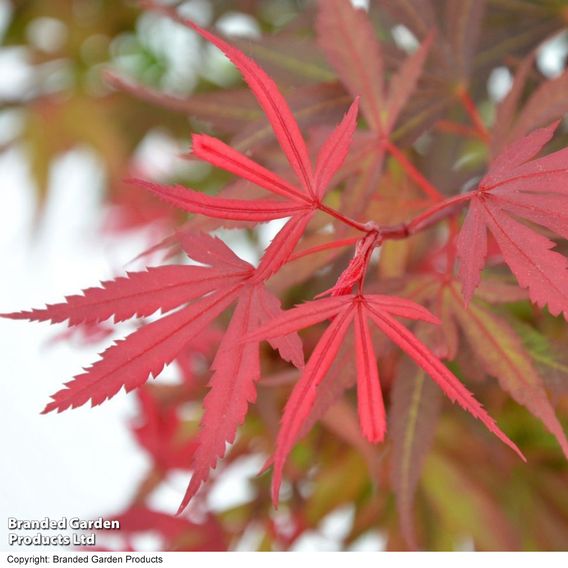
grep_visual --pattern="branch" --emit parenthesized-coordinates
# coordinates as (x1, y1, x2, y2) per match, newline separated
(380, 193, 472, 240)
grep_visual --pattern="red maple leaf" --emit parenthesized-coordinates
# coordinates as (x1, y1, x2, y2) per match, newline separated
(457, 121, 568, 319)
(3, 230, 303, 510)
(246, 293, 525, 504)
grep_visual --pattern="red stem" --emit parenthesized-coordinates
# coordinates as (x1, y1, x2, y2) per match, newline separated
(294, 193, 471, 266)
(456, 87, 490, 142)
(383, 139, 444, 202)
(380, 193, 472, 239)
(435, 119, 484, 140)
(317, 203, 371, 232)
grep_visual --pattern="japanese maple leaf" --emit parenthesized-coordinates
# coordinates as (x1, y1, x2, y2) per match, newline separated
(3, 230, 304, 511)
(4, 232, 249, 411)
(457, 121, 568, 320)
(246, 293, 524, 504)
(133, 2, 360, 258)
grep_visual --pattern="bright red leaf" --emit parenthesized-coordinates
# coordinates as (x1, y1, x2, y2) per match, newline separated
(3, 230, 303, 511)
(247, 294, 525, 504)
(457, 122, 568, 319)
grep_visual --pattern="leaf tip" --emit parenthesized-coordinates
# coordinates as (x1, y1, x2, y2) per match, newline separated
(0, 311, 24, 320)
(498, 430, 526, 463)
(270, 459, 284, 508)
(363, 428, 385, 444)
(41, 401, 57, 415)
(257, 455, 273, 477)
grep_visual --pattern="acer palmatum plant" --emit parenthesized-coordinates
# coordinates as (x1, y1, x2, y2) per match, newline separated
(5, 0, 568, 551)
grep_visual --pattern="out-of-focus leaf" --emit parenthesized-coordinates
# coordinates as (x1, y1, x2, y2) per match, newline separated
(389, 369, 442, 549)
(232, 82, 352, 152)
(234, 35, 335, 85)
(448, 283, 568, 458)
(422, 452, 518, 550)
(513, 322, 568, 396)
(109, 506, 227, 551)
(492, 58, 568, 154)
(316, 0, 384, 130)
(306, 451, 370, 525)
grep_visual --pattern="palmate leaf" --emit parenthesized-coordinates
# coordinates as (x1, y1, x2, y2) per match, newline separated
(3, 229, 304, 508)
(315, 0, 434, 209)
(374, 0, 486, 140)
(3, 232, 251, 413)
(247, 294, 524, 504)
(132, 97, 359, 225)
(179, 99, 357, 210)
(457, 122, 568, 320)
